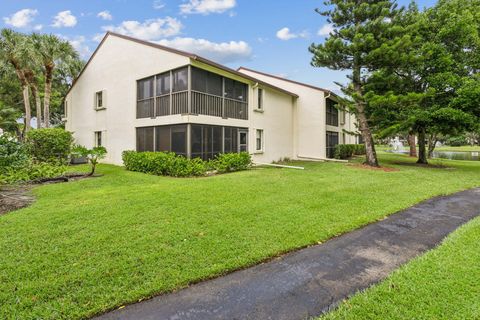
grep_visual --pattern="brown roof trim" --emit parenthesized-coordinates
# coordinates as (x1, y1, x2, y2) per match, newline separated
(237, 66, 338, 98)
(66, 32, 298, 98)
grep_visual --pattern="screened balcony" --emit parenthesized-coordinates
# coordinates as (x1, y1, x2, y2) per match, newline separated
(136, 66, 248, 120)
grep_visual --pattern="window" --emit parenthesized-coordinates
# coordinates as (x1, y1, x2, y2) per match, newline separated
(136, 127, 154, 152)
(224, 78, 247, 101)
(257, 88, 263, 110)
(64, 101, 68, 117)
(156, 72, 170, 96)
(172, 67, 188, 92)
(94, 131, 102, 147)
(326, 131, 339, 158)
(256, 129, 264, 151)
(191, 67, 222, 96)
(191, 125, 246, 160)
(95, 91, 103, 109)
(137, 77, 154, 118)
(171, 125, 187, 156)
(341, 110, 346, 125)
(326, 99, 339, 126)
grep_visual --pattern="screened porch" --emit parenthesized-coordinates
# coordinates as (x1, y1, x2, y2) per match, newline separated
(136, 66, 249, 120)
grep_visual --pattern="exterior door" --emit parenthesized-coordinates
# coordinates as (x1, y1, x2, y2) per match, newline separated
(238, 129, 248, 152)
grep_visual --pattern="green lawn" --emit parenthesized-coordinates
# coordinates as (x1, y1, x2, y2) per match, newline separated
(434, 145, 480, 152)
(320, 215, 480, 320)
(1, 153, 480, 319)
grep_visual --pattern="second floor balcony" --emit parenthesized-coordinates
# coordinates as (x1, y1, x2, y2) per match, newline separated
(136, 66, 248, 121)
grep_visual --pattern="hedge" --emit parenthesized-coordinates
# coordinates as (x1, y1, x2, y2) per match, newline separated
(334, 144, 366, 159)
(122, 151, 252, 177)
(25, 128, 73, 164)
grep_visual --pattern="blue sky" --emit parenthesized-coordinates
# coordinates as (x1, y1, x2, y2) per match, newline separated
(1, 0, 437, 92)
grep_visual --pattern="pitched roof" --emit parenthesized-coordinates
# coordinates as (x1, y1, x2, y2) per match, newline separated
(66, 32, 298, 98)
(237, 66, 338, 98)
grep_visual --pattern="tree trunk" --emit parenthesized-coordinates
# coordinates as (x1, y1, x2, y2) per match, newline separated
(30, 84, 42, 129)
(417, 128, 428, 164)
(352, 53, 378, 167)
(427, 133, 438, 159)
(43, 67, 53, 128)
(407, 132, 417, 157)
(22, 85, 32, 132)
(357, 110, 379, 167)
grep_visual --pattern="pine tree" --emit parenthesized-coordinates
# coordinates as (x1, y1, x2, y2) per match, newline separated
(309, 0, 403, 167)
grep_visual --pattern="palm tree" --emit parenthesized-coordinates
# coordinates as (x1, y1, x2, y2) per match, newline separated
(32, 34, 78, 128)
(0, 29, 32, 132)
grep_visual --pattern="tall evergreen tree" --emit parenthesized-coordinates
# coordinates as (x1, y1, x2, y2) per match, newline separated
(309, 0, 404, 167)
(365, 0, 480, 164)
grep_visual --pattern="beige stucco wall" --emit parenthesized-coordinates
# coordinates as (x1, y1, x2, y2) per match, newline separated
(249, 85, 295, 163)
(238, 68, 358, 159)
(66, 35, 190, 164)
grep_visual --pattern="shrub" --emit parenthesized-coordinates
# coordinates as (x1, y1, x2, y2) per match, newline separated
(72, 145, 107, 176)
(0, 161, 67, 185)
(334, 144, 366, 159)
(210, 152, 252, 173)
(445, 135, 468, 146)
(0, 135, 30, 172)
(122, 151, 208, 177)
(25, 128, 73, 164)
(122, 151, 251, 177)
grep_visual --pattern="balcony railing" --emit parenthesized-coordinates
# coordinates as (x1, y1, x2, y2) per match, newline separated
(225, 98, 248, 120)
(137, 90, 247, 120)
(191, 91, 223, 117)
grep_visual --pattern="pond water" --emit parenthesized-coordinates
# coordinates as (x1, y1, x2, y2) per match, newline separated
(389, 150, 480, 161)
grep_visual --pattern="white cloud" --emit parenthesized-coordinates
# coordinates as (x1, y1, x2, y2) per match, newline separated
(33, 24, 43, 31)
(180, 0, 236, 15)
(318, 24, 334, 36)
(156, 37, 252, 63)
(276, 27, 308, 41)
(52, 10, 77, 28)
(103, 17, 183, 41)
(92, 33, 105, 42)
(60, 35, 91, 59)
(153, 0, 166, 9)
(97, 11, 113, 21)
(3, 9, 38, 28)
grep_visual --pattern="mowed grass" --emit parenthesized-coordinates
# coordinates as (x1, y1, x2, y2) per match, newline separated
(1, 153, 480, 319)
(320, 215, 480, 320)
(435, 145, 480, 152)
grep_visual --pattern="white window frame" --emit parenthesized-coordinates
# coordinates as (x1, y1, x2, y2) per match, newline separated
(94, 90, 106, 110)
(94, 131, 102, 147)
(255, 129, 264, 152)
(255, 87, 264, 112)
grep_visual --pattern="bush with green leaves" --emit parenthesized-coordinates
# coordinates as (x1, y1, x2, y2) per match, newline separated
(334, 144, 366, 159)
(0, 161, 67, 185)
(72, 145, 107, 176)
(0, 135, 30, 172)
(122, 151, 251, 177)
(445, 135, 468, 146)
(210, 152, 252, 173)
(25, 128, 73, 164)
(122, 151, 208, 177)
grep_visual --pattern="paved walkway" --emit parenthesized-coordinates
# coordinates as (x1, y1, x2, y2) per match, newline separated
(95, 188, 480, 320)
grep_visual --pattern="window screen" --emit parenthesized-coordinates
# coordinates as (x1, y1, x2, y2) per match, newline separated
(326, 99, 339, 126)
(172, 67, 188, 92)
(137, 77, 154, 100)
(156, 72, 170, 96)
(136, 127, 154, 152)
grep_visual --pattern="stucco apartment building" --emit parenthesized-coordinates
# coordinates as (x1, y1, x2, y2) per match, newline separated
(64, 32, 359, 165)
